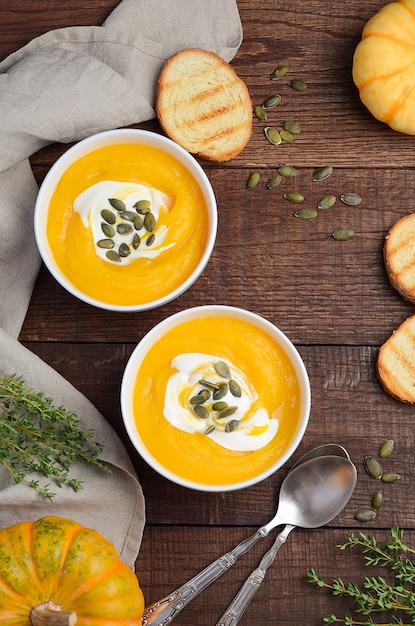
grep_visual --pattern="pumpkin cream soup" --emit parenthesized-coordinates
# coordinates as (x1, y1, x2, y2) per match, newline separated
(132, 315, 301, 486)
(46, 143, 209, 306)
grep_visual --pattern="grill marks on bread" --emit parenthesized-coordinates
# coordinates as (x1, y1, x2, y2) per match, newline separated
(384, 213, 415, 303)
(377, 314, 415, 402)
(156, 49, 252, 161)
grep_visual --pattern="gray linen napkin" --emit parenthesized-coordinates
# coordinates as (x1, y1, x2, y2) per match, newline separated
(0, 0, 242, 567)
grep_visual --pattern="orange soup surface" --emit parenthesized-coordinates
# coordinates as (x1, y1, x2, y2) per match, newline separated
(46, 143, 209, 306)
(132, 315, 302, 486)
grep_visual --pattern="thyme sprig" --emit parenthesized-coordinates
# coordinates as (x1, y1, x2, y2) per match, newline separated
(307, 528, 415, 625)
(0, 375, 111, 500)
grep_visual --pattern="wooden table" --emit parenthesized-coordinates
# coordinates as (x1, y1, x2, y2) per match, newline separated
(4, 0, 415, 623)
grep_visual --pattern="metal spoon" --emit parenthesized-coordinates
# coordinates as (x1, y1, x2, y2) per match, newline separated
(215, 454, 357, 626)
(141, 444, 352, 626)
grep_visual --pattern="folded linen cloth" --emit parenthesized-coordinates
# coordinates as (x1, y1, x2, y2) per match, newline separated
(0, 0, 242, 567)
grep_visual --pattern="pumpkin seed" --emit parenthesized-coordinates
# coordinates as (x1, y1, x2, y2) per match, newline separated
(312, 166, 333, 181)
(212, 401, 228, 411)
(134, 200, 151, 214)
(284, 191, 304, 203)
(132, 234, 141, 250)
(117, 223, 133, 235)
(379, 439, 394, 458)
(354, 509, 376, 523)
(200, 379, 219, 390)
(282, 120, 301, 134)
(213, 382, 228, 400)
(101, 209, 116, 224)
(146, 234, 156, 246)
(332, 227, 354, 241)
(288, 79, 307, 92)
(205, 425, 215, 435)
(101, 223, 115, 237)
(266, 174, 282, 189)
(295, 208, 318, 221)
(198, 389, 211, 400)
(119, 243, 130, 257)
(280, 130, 294, 143)
(363, 455, 383, 479)
(214, 361, 231, 378)
(97, 238, 114, 249)
(262, 94, 281, 109)
(225, 419, 240, 433)
(144, 212, 156, 232)
(372, 491, 384, 510)
(190, 395, 207, 406)
(229, 379, 242, 397)
(219, 406, 238, 419)
(254, 105, 267, 121)
(279, 165, 297, 177)
(134, 215, 144, 231)
(271, 65, 288, 80)
(381, 472, 401, 484)
(318, 194, 336, 210)
(246, 172, 260, 189)
(193, 405, 209, 419)
(340, 193, 362, 206)
(106, 250, 121, 262)
(120, 210, 137, 222)
(108, 198, 126, 212)
(264, 126, 281, 145)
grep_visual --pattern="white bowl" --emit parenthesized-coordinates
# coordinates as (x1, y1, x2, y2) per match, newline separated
(34, 129, 217, 312)
(121, 305, 311, 492)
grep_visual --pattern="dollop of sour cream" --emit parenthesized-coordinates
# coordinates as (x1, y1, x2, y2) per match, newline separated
(164, 353, 279, 452)
(73, 180, 174, 264)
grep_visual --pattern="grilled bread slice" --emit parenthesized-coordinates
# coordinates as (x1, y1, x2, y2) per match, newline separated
(384, 213, 415, 303)
(156, 48, 252, 161)
(377, 314, 415, 403)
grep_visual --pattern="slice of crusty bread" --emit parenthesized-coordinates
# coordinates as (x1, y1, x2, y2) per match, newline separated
(156, 48, 252, 162)
(377, 314, 415, 402)
(384, 213, 415, 303)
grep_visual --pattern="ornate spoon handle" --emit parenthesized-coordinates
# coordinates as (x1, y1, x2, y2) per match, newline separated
(142, 527, 268, 625)
(215, 524, 295, 626)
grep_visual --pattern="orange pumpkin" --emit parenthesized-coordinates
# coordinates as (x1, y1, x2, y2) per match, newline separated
(352, 0, 415, 134)
(0, 516, 144, 626)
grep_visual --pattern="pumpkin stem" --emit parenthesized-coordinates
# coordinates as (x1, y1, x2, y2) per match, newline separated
(30, 601, 77, 626)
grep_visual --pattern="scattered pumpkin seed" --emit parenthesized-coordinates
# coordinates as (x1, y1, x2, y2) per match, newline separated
(213, 382, 228, 400)
(381, 472, 401, 484)
(146, 234, 156, 246)
(295, 208, 318, 221)
(218, 406, 238, 419)
(229, 379, 242, 397)
(108, 198, 126, 212)
(198, 389, 211, 400)
(106, 250, 121, 262)
(200, 379, 219, 390)
(144, 212, 156, 232)
(134, 215, 144, 230)
(117, 223, 133, 235)
(288, 78, 307, 92)
(97, 238, 115, 249)
(372, 491, 384, 510)
(364, 455, 383, 479)
(205, 425, 215, 435)
(134, 200, 151, 214)
(280, 130, 294, 143)
(190, 395, 207, 406)
(340, 193, 362, 206)
(379, 439, 394, 458)
(212, 401, 229, 411)
(101, 223, 115, 237)
(332, 227, 354, 241)
(132, 234, 141, 250)
(120, 210, 137, 222)
(279, 165, 297, 177)
(119, 243, 131, 257)
(271, 65, 288, 80)
(318, 194, 336, 210)
(264, 126, 282, 145)
(262, 94, 281, 109)
(312, 166, 333, 181)
(101, 209, 116, 224)
(254, 105, 267, 121)
(214, 361, 231, 378)
(354, 509, 376, 523)
(225, 419, 240, 433)
(246, 171, 260, 189)
(284, 191, 304, 203)
(266, 174, 282, 189)
(282, 120, 301, 134)
(193, 405, 210, 419)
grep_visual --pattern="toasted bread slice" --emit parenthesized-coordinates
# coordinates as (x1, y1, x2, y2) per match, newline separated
(156, 48, 252, 161)
(377, 314, 415, 402)
(384, 213, 415, 303)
